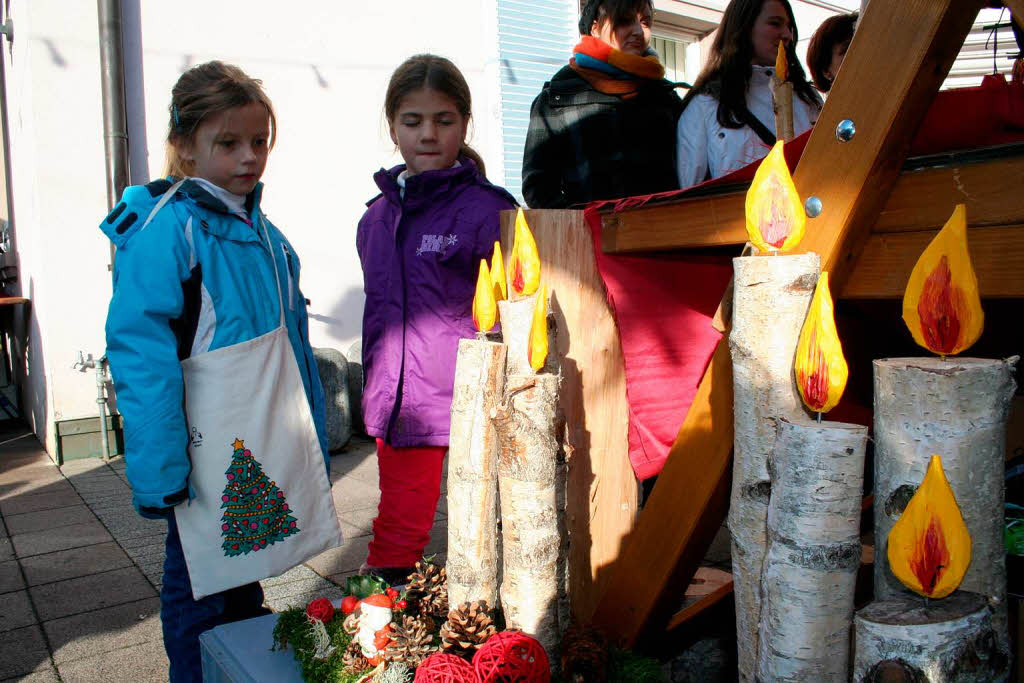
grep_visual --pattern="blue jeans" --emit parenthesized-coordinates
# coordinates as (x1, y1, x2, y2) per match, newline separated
(161, 514, 270, 682)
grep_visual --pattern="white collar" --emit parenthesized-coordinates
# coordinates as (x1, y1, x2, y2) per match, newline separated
(396, 160, 461, 198)
(190, 177, 249, 219)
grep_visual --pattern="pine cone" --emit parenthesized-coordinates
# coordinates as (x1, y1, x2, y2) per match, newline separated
(405, 560, 449, 619)
(560, 624, 608, 683)
(341, 639, 371, 673)
(439, 600, 498, 659)
(342, 612, 360, 635)
(382, 613, 439, 668)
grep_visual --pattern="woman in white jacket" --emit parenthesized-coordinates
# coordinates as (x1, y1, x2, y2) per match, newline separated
(676, 0, 822, 188)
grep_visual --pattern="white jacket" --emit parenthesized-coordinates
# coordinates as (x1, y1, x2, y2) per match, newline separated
(676, 66, 820, 189)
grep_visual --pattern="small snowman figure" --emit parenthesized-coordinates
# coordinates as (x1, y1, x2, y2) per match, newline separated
(355, 593, 394, 664)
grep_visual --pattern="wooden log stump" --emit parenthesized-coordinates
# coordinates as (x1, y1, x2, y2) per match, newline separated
(729, 253, 819, 682)
(758, 418, 868, 682)
(493, 373, 563, 660)
(447, 339, 507, 608)
(873, 357, 1018, 650)
(853, 592, 1010, 682)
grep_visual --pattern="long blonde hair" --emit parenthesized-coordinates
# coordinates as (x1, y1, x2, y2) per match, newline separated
(164, 61, 277, 178)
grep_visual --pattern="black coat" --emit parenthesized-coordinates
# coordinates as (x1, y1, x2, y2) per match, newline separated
(521, 65, 684, 209)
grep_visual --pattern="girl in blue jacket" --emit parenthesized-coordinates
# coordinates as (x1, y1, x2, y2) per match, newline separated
(102, 62, 332, 682)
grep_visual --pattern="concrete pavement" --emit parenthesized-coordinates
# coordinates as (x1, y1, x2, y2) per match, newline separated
(0, 423, 447, 682)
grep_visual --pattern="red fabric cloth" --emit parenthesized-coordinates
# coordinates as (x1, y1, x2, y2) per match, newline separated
(366, 439, 446, 567)
(587, 77, 1024, 479)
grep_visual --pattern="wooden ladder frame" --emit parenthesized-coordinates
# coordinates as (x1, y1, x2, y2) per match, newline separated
(589, 0, 1023, 646)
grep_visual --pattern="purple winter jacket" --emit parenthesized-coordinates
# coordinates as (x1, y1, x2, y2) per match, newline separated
(357, 160, 517, 447)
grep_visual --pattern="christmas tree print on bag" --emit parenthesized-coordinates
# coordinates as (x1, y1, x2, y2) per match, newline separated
(220, 438, 300, 557)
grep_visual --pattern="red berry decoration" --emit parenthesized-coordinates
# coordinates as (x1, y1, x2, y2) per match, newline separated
(305, 597, 335, 623)
(396, 599, 408, 610)
(386, 587, 399, 599)
(340, 595, 359, 615)
(473, 630, 550, 683)
(414, 652, 477, 683)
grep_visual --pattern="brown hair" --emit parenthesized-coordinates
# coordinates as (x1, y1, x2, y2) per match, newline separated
(384, 54, 485, 175)
(578, 0, 654, 36)
(164, 61, 277, 178)
(681, 0, 821, 128)
(806, 12, 857, 92)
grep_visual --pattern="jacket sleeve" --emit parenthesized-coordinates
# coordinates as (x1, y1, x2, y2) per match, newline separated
(522, 89, 570, 209)
(105, 203, 194, 512)
(676, 96, 711, 190)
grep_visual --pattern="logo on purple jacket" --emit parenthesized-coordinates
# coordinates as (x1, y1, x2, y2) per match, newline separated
(415, 233, 459, 257)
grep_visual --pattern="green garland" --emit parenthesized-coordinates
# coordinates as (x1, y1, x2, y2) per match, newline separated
(272, 606, 371, 683)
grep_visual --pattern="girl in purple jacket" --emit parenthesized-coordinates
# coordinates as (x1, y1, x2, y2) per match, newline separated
(357, 55, 517, 580)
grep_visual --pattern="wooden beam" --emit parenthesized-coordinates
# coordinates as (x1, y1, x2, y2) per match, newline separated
(1004, 0, 1024, 30)
(841, 225, 1024, 299)
(666, 569, 734, 632)
(591, 339, 733, 644)
(591, 0, 984, 648)
(600, 153, 1024, 253)
(498, 209, 637, 623)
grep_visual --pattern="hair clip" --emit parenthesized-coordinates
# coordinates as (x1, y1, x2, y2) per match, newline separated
(172, 104, 181, 129)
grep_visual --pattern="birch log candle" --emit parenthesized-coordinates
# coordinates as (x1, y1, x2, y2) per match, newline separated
(501, 209, 558, 375)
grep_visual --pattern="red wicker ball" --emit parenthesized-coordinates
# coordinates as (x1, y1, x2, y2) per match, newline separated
(414, 652, 478, 683)
(472, 630, 550, 682)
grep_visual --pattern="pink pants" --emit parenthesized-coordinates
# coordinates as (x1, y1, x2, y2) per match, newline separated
(366, 439, 447, 568)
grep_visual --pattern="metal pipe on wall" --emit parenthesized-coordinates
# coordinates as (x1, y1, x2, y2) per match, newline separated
(97, 0, 129, 267)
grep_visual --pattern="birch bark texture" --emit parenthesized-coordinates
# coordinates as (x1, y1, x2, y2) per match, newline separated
(447, 339, 507, 608)
(493, 373, 563, 660)
(497, 297, 559, 376)
(853, 592, 1010, 682)
(757, 418, 868, 682)
(873, 356, 1018, 649)
(729, 252, 819, 682)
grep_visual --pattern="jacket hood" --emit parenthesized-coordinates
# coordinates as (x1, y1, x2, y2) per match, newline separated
(100, 178, 265, 247)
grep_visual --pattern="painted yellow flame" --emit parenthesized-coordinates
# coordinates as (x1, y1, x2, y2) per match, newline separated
(527, 285, 549, 372)
(509, 208, 541, 297)
(775, 41, 788, 81)
(745, 141, 805, 253)
(902, 204, 983, 356)
(472, 259, 497, 333)
(794, 272, 848, 413)
(887, 455, 971, 599)
(490, 241, 507, 302)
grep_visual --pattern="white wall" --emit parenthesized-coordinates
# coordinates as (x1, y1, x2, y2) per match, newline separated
(5, 0, 506, 452)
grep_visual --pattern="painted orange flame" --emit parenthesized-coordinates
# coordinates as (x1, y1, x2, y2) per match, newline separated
(526, 285, 549, 372)
(490, 241, 507, 302)
(794, 272, 847, 413)
(744, 141, 805, 253)
(472, 259, 497, 333)
(887, 455, 971, 599)
(775, 41, 788, 81)
(509, 208, 541, 297)
(902, 204, 983, 356)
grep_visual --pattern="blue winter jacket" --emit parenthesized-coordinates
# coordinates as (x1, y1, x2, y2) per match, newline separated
(102, 178, 328, 515)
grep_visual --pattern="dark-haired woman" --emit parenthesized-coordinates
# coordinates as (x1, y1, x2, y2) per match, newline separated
(675, 0, 822, 188)
(522, 0, 684, 208)
(806, 12, 857, 93)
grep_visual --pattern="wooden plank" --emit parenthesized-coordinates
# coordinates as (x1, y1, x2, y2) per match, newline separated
(1005, 0, 1024, 30)
(592, 0, 984, 648)
(600, 154, 1024, 253)
(666, 568, 734, 632)
(498, 209, 637, 622)
(841, 225, 1024, 298)
(591, 338, 733, 643)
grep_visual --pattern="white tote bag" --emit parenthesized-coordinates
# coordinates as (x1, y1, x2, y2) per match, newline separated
(162, 197, 342, 600)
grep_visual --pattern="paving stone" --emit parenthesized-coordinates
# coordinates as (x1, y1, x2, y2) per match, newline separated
(124, 542, 165, 564)
(0, 537, 11, 561)
(262, 576, 344, 612)
(0, 624, 50, 679)
(10, 520, 113, 558)
(0, 479, 76, 502)
(332, 481, 380, 513)
(0, 517, 7, 539)
(44, 596, 161, 664)
(66, 476, 129, 495)
(0, 559, 25, 594)
(29, 566, 157, 621)
(2, 667, 61, 682)
(0, 589, 38, 633)
(0, 489, 84, 516)
(304, 538, 368, 577)
(58, 459, 111, 476)
(21, 542, 133, 587)
(0, 466, 64, 491)
(56, 638, 168, 683)
(99, 516, 166, 541)
(3, 504, 97, 536)
(262, 563, 320, 587)
(119, 532, 167, 549)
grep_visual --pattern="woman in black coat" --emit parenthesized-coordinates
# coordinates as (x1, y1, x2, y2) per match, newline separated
(522, 0, 684, 208)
